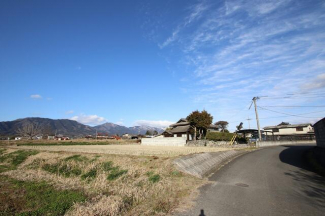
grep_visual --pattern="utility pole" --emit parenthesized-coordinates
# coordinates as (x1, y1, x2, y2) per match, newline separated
(246, 116, 252, 129)
(96, 129, 97, 140)
(252, 97, 262, 142)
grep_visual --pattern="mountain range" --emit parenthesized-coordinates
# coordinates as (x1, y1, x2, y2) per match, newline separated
(0, 118, 165, 137)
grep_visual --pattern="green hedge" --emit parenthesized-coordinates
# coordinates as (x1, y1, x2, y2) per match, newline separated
(206, 132, 235, 141)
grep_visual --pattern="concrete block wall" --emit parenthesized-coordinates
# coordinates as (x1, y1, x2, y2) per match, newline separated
(314, 118, 325, 148)
(141, 137, 187, 146)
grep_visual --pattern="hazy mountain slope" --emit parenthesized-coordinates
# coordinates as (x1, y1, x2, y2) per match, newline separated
(0, 118, 165, 137)
(0, 118, 95, 137)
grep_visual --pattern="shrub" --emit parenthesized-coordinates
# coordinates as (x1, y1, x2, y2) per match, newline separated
(206, 132, 235, 141)
(237, 137, 248, 144)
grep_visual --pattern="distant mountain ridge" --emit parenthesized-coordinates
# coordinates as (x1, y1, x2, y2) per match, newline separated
(93, 123, 164, 135)
(0, 117, 165, 137)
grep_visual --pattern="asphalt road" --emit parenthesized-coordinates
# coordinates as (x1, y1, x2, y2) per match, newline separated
(179, 145, 325, 216)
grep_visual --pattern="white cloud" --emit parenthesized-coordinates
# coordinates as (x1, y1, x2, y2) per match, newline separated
(134, 120, 175, 128)
(159, 1, 209, 48)
(302, 73, 325, 90)
(65, 110, 74, 114)
(154, 0, 325, 131)
(71, 114, 107, 125)
(159, 27, 181, 48)
(30, 94, 42, 99)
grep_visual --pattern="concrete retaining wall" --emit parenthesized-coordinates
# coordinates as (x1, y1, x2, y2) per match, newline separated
(141, 137, 187, 146)
(186, 140, 227, 147)
(257, 140, 316, 147)
(173, 150, 246, 178)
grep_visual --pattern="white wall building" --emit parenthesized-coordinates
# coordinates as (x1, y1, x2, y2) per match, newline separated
(263, 123, 314, 135)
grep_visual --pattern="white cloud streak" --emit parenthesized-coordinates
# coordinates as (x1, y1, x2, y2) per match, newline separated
(156, 0, 325, 130)
(30, 94, 42, 99)
(134, 120, 174, 128)
(71, 114, 106, 126)
(65, 110, 74, 114)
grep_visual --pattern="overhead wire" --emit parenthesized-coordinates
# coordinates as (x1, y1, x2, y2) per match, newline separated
(258, 106, 325, 118)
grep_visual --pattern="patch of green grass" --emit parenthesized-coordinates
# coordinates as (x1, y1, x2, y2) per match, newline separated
(2, 177, 86, 215)
(42, 163, 60, 174)
(0, 148, 6, 155)
(102, 161, 114, 171)
(90, 155, 101, 162)
(81, 168, 97, 180)
(102, 161, 128, 181)
(59, 165, 82, 177)
(171, 171, 182, 177)
(64, 154, 89, 162)
(0, 164, 14, 173)
(42, 163, 82, 177)
(107, 166, 128, 181)
(147, 172, 161, 183)
(0, 150, 39, 168)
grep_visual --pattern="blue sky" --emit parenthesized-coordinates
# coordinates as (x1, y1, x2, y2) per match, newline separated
(1, 0, 325, 131)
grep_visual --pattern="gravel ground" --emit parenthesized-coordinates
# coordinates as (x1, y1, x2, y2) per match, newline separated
(8, 145, 234, 157)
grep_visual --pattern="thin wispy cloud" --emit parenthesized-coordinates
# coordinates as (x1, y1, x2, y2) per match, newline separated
(65, 110, 74, 114)
(157, 0, 325, 129)
(30, 94, 42, 99)
(159, 1, 210, 49)
(302, 73, 325, 90)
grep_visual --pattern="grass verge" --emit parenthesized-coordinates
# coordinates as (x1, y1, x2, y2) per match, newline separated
(0, 148, 206, 215)
(0, 175, 86, 215)
(0, 149, 39, 172)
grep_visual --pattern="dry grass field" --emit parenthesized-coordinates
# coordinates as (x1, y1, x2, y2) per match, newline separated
(0, 146, 209, 215)
(0, 138, 139, 146)
(12, 144, 232, 157)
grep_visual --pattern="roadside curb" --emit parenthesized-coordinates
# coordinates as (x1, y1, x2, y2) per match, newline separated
(173, 149, 252, 178)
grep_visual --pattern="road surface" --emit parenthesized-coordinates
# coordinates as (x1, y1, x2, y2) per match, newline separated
(179, 145, 325, 216)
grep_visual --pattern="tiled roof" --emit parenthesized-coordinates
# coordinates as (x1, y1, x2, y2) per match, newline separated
(170, 125, 191, 133)
(263, 123, 311, 129)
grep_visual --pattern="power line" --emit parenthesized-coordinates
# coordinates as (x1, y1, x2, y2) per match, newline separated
(261, 105, 325, 108)
(261, 96, 325, 100)
(258, 106, 325, 118)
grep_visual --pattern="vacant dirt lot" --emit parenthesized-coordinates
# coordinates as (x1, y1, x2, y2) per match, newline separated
(10, 145, 232, 157)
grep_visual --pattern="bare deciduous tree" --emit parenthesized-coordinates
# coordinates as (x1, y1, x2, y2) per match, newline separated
(17, 122, 42, 140)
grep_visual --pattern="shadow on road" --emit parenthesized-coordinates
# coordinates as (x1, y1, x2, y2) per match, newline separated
(279, 145, 325, 209)
(198, 209, 206, 216)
